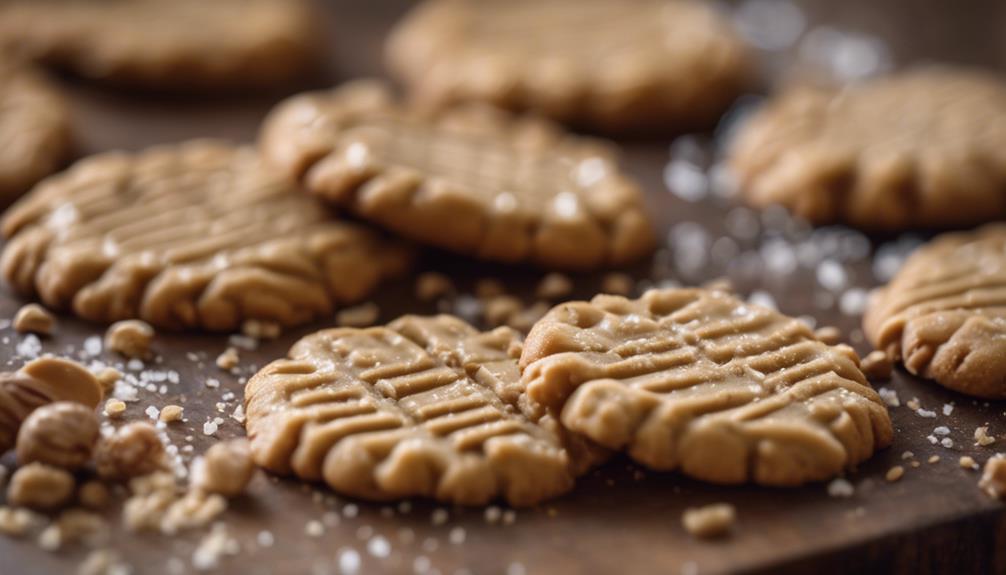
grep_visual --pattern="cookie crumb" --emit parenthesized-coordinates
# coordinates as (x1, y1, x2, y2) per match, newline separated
(826, 478, 854, 497)
(813, 326, 842, 345)
(979, 455, 1006, 499)
(906, 397, 921, 411)
(7, 462, 75, 510)
(215, 347, 239, 370)
(601, 273, 634, 296)
(885, 465, 904, 482)
(79, 549, 129, 575)
(105, 320, 154, 359)
(0, 506, 44, 537)
(681, 503, 736, 539)
(878, 387, 900, 407)
(928, 455, 941, 464)
(78, 481, 110, 510)
(959, 456, 979, 470)
(13, 304, 56, 336)
(415, 272, 454, 301)
(160, 405, 184, 423)
(975, 426, 996, 447)
(336, 302, 380, 327)
(94, 422, 166, 480)
(535, 273, 573, 300)
(860, 350, 892, 380)
(95, 368, 123, 396)
(191, 439, 256, 498)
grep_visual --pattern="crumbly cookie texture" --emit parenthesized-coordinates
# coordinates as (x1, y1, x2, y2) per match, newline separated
(864, 224, 1006, 399)
(730, 67, 1006, 230)
(385, 0, 750, 132)
(0, 0, 318, 90)
(1, 140, 411, 332)
(0, 61, 71, 201)
(260, 80, 654, 270)
(519, 288, 893, 486)
(245, 315, 604, 506)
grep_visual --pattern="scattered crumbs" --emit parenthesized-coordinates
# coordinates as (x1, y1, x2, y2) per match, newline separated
(900, 451, 914, 460)
(885, 466, 904, 482)
(910, 461, 921, 468)
(305, 520, 324, 537)
(215, 348, 239, 370)
(928, 455, 941, 464)
(975, 426, 996, 447)
(448, 526, 466, 545)
(367, 535, 391, 558)
(192, 524, 236, 571)
(484, 506, 502, 524)
(682, 503, 736, 539)
(160, 405, 183, 423)
(933, 426, 950, 436)
(878, 387, 900, 407)
(430, 508, 448, 526)
(943, 403, 955, 416)
(337, 548, 361, 575)
(202, 420, 218, 436)
(228, 334, 258, 352)
(104, 399, 127, 418)
(941, 438, 955, 449)
(827, 478, 854, 498)
(205, 378, 220, 389)
(979, 455, 1006, 499)
(927, 435, 937, 445)
(959, 456, 979, 471)
(916, 408, 937, 419)
(906, 397, 921, 411)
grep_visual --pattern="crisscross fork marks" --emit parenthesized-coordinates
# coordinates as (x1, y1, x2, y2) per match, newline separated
(520, 288, 892, 486)
(244, 315, 575, 506)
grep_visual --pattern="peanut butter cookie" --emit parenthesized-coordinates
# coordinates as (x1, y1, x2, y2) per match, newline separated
(261, 80, 654, 270)
(730, 67, 1006, 230)
(0, 0, 317, 90)
(0, 60, 71, 202)
(1, 141, 410, 331)
(864, 224, 1006, 398)
(520, 288, 893, 486)
(245, 315, 603, 506)
(386, 0, 751, 132)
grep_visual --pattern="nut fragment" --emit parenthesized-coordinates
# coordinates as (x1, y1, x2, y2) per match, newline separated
(160, 491, 227, 534)
(0, 505, 45, 537)
(814, 326, 842, 345)
(16, 401, 99, 470)
(7, 462, 75, 510)
(860, 350, 893, 380)
(94, 422, 165, 480)
(78, 481, 110, 510)
(959, 456, 979, 470)
(0, 358, 103, 452)
(535, 273, 573, 300)
(95, 368, 122, 396)
(103, 399, 126, 418)
(335, 302, 380, 327)
(215, 347, 239, 370)
(104, 320, 154, 359)
(885, 465, 905, 482)
(415, 272, 454, 301)
(979, 455, 1006, 499)
(13, 304, 56, 336)
(191, 439, 256, 498)
(975, 426, 997, 447)
(682, 503, 736, 539)
(122, 472, 177, 532)
(159, 405, 184, 423)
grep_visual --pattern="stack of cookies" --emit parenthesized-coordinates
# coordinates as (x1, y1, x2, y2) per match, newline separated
(0, 0, 1004, 520)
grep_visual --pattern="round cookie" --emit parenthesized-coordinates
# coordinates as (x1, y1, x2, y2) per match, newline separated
(864, 224, 1006, 399)
(520, 288, 893, 486)
(729, 67, 1006, 230)
(385, 0, 751, 132)
(0, 0, 318, 90)
(0, 140, 411, 332)
(261, 80, 654, 270)
(0, 60, 72, 202)
(245, 315, 605, 506)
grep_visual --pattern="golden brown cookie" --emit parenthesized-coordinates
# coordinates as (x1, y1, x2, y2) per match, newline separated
(0, 0, 317, 90)
(864, 224, 1006, 399)
(0, 60, 71, 202)
(245, 314, 601, 506)
(0, 141, 410, 332)
(520, 288, 893, 486)
(386, 0, 751, 132)
(729, 67, 1006, 230)
(261, 80, 654, 270)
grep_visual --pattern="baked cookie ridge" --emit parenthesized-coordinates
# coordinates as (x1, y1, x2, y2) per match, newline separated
(520, 288, 893, 486)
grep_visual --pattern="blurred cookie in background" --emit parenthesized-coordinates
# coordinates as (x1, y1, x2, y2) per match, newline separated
(0, 0, 320, 91)
(729, 66, 1006, 231)
(386, 0, 752, 134)
(0, 59, 72, 203)
(260, 80, 654, 270)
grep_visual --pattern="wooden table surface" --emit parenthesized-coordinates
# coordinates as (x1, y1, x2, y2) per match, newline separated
(2, 1, 1006, 574)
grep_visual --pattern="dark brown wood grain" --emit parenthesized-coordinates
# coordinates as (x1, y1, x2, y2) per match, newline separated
(1, 1, 1005, 574)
